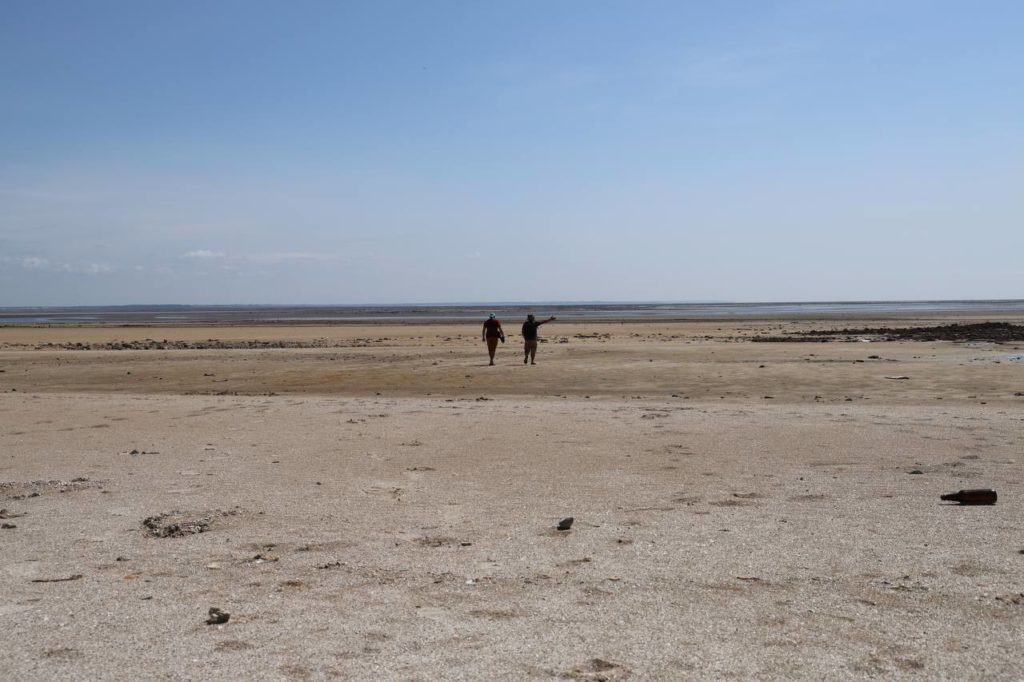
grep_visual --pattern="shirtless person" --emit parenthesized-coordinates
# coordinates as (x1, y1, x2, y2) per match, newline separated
(481, 313, 505, 366)
(521, 313, 556, 364)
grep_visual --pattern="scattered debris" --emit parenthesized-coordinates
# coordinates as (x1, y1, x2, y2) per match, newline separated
(142, 509, 236, 538)
(31, 574, 83, 583)
(557, 517, 574, 531)
(317, 561, 342, 570)
(1, 478, 98, 500)
(414, 536, 457, 548)
(206, 607, 230, 625)
(1, 523, 16, 529)
(909, 470, 924, 475)
(884, 376, 910, 380)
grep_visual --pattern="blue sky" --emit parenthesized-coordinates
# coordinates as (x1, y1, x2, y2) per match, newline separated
(1, 1, 1022, 305)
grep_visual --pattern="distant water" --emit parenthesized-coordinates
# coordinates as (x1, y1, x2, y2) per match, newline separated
(1, 300, 1023, 325)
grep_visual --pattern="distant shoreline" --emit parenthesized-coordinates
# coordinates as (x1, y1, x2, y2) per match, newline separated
(1, 300, 1023, 326)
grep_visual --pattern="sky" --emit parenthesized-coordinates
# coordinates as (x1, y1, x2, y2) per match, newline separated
(1, 1, 1022, 306)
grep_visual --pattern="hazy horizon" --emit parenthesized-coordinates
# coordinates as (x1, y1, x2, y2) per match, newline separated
(3, 297, 1024, 311)
(3, 1, 1022, 306)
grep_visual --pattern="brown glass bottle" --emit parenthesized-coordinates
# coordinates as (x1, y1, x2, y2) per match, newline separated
(940, 489, 997, 505)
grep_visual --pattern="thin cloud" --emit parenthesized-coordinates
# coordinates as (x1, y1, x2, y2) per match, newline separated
(20, 256, 50, 269)
(238, 251, 343, 265)
(181, 250, 340, 265)
(0, 255, 50, 269)
(0, 255, 112, 275)
(76, 263, 113, 275)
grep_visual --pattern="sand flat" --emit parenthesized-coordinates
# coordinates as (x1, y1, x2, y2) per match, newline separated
(1, 319, 1023, 679)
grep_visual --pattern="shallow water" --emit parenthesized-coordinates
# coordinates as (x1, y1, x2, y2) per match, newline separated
(1, 299, 1023, 325)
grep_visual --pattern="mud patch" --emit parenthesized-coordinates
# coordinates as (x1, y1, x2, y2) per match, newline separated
(142, 508, 239, 538)
(215, 640, 254, 652)
(468, 608, 523, 619)
(0, 477, 100, 500)
(562, 657, 628, 680)
(751, 322, 1024, 343)
(414, 536, 458, 548)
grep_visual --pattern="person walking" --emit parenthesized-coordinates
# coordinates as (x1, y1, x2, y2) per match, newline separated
(521, 313, 556, 364)
(481, 313, 505, 365)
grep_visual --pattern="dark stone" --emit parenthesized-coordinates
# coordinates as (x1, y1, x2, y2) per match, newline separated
(206, 607, 230, 625)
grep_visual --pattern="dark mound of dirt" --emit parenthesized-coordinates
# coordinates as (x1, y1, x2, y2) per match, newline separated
(0, 477, 99, 500)
(751, 322, 1024, 343)
(142, 508, 238, 538)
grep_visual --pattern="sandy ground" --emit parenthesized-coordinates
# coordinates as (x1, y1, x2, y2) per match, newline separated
(1, 319, 1023, 680)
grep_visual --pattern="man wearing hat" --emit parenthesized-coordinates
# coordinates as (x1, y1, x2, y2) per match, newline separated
(481, 313, 505, 366)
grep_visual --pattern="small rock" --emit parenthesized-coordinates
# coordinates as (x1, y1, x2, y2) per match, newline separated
(206, 607, 230, 625)
(1, 523, 16, 529)
(556, 517, 574, 531)
(909, 470, 924, 475)
(250, 553, 278, 564)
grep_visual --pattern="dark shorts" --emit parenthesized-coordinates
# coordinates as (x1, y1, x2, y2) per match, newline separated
(486, 337, 499, 352)
(523, 340, 538, 349)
